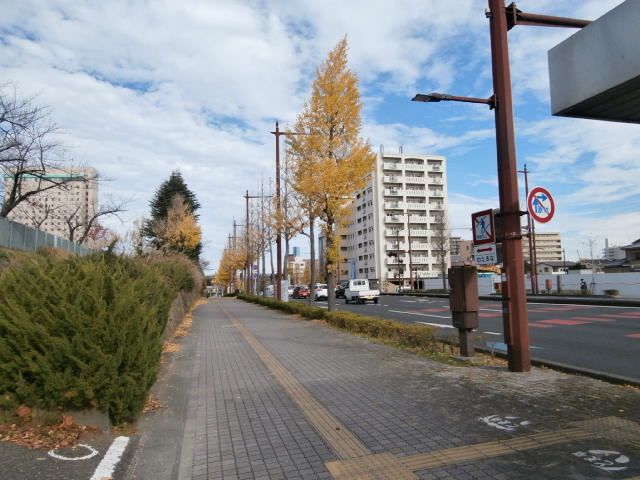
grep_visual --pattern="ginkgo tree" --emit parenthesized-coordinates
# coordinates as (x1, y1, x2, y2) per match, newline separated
(153, 193, 202, 259)
(288, 38, 375, 311)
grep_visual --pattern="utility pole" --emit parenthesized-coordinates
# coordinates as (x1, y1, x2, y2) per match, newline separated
(271, 122, 305, 301)
(407, 212, 414, 290)
(519, 164, 539, 294)
(244, 190, 272, 295)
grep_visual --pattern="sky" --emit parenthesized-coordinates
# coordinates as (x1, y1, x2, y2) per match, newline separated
(1, 0, 638, 270)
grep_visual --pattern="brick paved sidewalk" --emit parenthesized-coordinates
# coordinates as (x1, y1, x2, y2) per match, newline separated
(176, 298, 640, 480)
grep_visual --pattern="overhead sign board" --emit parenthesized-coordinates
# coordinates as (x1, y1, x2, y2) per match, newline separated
(471, 209, 495, 245)
(473, 244, 498, 265)
(527, 186, 555, 223)
(548, 1, 640, 124)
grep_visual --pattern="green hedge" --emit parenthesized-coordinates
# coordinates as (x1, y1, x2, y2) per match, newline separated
(0, 251, 198, 423)
(237, 293, 439, 352)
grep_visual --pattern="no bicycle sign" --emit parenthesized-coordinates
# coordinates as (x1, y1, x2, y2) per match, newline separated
(527, 186, 555, 223)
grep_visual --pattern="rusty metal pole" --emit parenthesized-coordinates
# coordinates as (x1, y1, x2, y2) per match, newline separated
(488, 0, 531, 372)
(273, 122, 283, 301)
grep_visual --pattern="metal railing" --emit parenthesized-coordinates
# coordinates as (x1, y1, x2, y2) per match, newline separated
(0, 216, 93, 255)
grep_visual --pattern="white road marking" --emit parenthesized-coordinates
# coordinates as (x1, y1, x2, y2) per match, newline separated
(480, 308, 502, 312)
(48, 444, 99, 461)
(89, 436, 129, 480)
(414, 321, 455, 329)
(389, 309, 451, 319)
(400, 300, 418, 303)
(482, 331, 502, 336)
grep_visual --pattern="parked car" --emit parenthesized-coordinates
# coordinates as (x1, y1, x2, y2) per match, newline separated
(287, 285, 295, 297)
(344, 278, 380, 304)
(314, 284, 328, 301)
(335, 281, 349, 299)
(292, 285, 310, 299)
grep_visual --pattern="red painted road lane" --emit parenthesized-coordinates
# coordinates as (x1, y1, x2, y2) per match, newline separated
(537, 319, 591, 326)
(325, 296, 640, 380)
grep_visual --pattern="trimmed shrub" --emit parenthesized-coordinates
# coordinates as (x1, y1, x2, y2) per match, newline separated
(603, 289, 620, 297)
(0, 252, 199, 423)
(237, 293, 439, 353)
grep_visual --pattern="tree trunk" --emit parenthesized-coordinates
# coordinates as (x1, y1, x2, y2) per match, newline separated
(441, 257, 447, 289)
(326, 222, 336, 312)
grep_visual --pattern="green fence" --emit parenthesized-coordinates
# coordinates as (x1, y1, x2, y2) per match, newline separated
(0, 216, 93, 255)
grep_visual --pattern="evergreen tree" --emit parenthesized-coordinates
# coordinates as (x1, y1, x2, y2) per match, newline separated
(144, 171, 202, 260)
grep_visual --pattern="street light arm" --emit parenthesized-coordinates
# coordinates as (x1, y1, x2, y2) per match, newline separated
(412, 93, 496, 109)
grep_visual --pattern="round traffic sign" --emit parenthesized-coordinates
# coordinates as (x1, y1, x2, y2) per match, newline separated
(527, 186, 555, 223)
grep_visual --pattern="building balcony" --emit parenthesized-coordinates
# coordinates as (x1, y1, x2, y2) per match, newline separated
(384, 201, 405, 209)
(429, 190, 444, 197)
(385, 229, 404, 236)
(429, 164, 442, 172)
(408, 215, 428, 223)
(411, 257, 430, 264)
(405, 176, 426, 183)
(427, 177, 443, 184)
(405, 189, 426, 196)
(385, 243, 406, 250)
(386, 256, 405, 265)
(409, 229, 430, 236)
(383, 175, 402, 183)
(429, 203, 444, 209)
(384, 188, 403, 196)
(410, 243, 429, 250)
(385, 215, 404, 223)
(383, 162, 402, 170)
(414, 270, 438, 278)
(406, 202, 426, 209)
(404, 164, 424, 171)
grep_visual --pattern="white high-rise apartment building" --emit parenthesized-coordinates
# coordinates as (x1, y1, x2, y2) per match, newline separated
(339, 152, 449, 289)
(6, 167, 98, 239)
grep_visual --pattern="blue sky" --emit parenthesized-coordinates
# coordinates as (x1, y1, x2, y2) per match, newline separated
(1, 0, 638, 268)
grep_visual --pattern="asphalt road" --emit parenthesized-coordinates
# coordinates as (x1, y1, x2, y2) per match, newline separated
(301, 295, 640, 382)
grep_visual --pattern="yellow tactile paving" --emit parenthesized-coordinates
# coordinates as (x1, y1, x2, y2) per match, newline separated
(399, 428, 592, 471)
(219, 302, 371, 460)
(326, 453, 417, 479)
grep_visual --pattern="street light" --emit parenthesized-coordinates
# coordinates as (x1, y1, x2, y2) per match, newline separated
(411, 0, 590, 373)
(271, 122, 305, 301)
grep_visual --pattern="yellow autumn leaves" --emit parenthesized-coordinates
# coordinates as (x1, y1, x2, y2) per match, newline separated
(153, 194, 202, 253)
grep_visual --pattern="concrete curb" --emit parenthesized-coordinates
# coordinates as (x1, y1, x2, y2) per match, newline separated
(383, 292, 640, 307)
(472, 346, 640, 388)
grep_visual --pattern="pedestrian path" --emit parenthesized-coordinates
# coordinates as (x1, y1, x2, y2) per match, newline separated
(161, 298, 640, 479)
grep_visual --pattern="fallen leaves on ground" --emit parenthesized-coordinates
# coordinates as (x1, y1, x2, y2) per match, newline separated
(162, 341, 180, 353)
(142, 395, 165, 413)
(0, 414, 97, 450)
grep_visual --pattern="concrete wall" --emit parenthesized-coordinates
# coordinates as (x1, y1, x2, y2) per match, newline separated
(416, 272, 640, 298)
(534, 272, 640, 298)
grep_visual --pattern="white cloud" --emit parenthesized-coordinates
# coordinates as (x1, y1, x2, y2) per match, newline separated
(0, 0, 635, 271)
